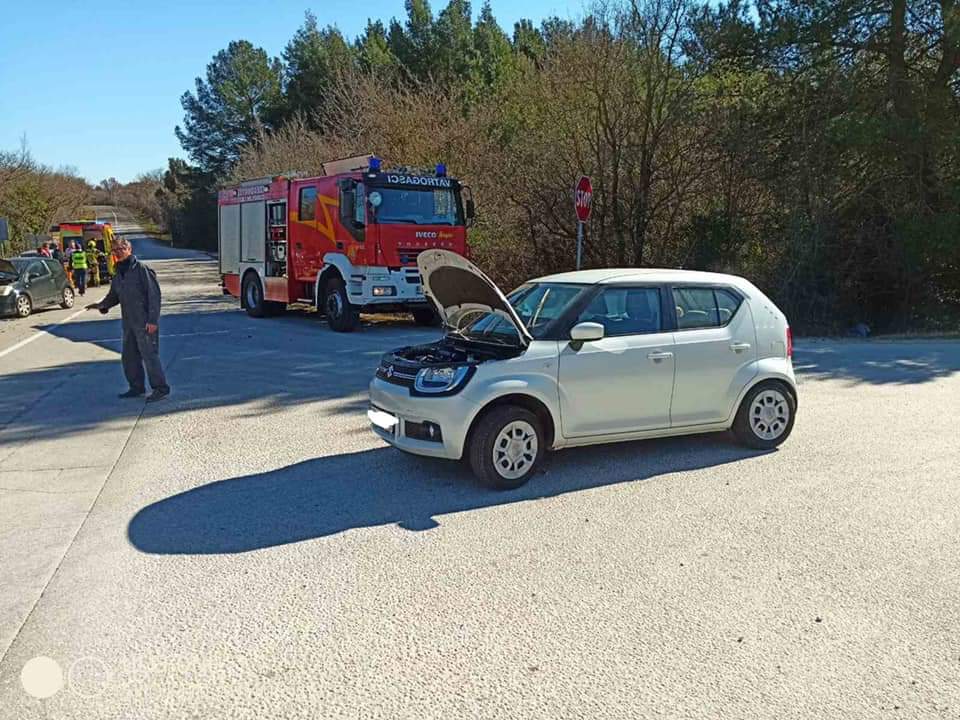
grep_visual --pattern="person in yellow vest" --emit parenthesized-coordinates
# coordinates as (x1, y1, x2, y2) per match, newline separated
(70, 241, 88, 296)
(86, 241, 101, 287)
(105, 243, 116, 278)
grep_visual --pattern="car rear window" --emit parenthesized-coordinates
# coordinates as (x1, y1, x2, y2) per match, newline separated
(674, 286, 743, 329)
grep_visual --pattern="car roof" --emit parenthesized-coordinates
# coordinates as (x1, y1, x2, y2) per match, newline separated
(532, 267, 751, 288)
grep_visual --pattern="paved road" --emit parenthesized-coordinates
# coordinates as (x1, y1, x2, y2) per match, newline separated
(1, 229, 958, 718)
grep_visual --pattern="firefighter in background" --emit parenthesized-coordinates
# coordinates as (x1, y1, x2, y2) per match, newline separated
(105, 241, 116, 278)
(86, 241, 101, 287)
(70, 241, 88, 296)
(98, 244, 111, 282)
(62, 242, 74, 285)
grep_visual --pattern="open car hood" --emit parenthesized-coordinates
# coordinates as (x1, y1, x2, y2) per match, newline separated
(417, 249, 532, 346)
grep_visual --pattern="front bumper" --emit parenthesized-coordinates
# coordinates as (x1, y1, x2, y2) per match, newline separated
(348, 267, 425, 306)
(0, 292, 18, 316)
(368, 377, 472, 460)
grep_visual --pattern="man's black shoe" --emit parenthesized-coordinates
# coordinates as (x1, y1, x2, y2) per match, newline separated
(118, 389, 144, 399)
(146, 388, 170, 403)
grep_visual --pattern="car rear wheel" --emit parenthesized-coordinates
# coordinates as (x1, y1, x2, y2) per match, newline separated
(733, 381, 796, 450)
(60, 286, 75, 309)
(15, 294, 32, 318)
(242, 273, 266, 318)
(324, 279, 360, 332)
(469, 406, 544, 490)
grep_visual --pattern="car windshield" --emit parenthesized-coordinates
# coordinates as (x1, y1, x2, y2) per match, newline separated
(372, 187, 462, 226)
(458, 283, 586, 343)
(7, 258, 29, 276)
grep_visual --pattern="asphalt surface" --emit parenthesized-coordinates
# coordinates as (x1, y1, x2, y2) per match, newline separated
(1, 223, 958, 718)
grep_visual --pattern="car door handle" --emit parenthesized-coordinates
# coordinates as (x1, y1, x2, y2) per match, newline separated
(647, 351, 673, 362)
(730, 342, 751, 353)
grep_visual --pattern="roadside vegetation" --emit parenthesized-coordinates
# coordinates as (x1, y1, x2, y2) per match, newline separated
(111, 0, 960, 333)
(0, 143, 91, 255)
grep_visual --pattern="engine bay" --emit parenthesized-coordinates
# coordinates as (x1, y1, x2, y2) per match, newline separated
(389, 337, 518, 367)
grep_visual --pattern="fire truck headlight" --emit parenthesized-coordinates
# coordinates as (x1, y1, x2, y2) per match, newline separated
(372, 286, 396, 297)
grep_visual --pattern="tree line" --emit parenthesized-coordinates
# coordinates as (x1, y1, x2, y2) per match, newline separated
(0, 143, 91, 254)
(126, 0, 959, 333)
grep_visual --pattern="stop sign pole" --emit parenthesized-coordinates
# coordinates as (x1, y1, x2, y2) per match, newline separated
(574, 175, 593, 270)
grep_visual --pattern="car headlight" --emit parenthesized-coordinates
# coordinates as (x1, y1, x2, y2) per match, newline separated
(0, 285, 13, 297)
(414, 365, 473, 395)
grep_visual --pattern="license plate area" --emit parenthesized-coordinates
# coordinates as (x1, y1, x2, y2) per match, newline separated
(368, 407, 399, 435)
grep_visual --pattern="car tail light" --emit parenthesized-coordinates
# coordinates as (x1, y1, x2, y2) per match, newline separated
(786, 326, 793, 358)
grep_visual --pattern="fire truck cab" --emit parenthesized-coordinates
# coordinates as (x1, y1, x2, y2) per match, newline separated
(218, 155, 473, 331)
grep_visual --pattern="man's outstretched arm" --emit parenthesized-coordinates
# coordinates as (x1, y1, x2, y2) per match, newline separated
(86, 281, 119, 313)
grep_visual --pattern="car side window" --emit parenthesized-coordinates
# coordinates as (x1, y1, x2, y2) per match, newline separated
(28, 261, 49, 278)
(674, 287, 718, 329)
(674, 286, 742, 329)
(576, 287, 662, 336)
(715, 288, 742, 325)
(299, 186, 317, 221)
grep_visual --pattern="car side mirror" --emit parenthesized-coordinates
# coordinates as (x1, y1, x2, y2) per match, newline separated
(569, 322, 604, 350)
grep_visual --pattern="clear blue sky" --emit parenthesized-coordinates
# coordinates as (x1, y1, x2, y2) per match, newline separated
(0, 0, 576, 185)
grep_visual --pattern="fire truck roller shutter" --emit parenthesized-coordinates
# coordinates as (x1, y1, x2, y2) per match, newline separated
(220, 204, 241, 275)
(241, 201, 266, 264)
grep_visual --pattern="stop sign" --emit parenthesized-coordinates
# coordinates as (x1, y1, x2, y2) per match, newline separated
(574, 175, 593, 223)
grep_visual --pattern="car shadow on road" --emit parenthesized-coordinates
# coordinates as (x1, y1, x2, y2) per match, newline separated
(793, 340, 960, 385)
(127, 433, 770, 555)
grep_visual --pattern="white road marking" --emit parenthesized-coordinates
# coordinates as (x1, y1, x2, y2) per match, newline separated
(0, 308, 87, 359)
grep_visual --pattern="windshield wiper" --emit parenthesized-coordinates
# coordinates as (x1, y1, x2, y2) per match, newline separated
(466, 333, 519, 347)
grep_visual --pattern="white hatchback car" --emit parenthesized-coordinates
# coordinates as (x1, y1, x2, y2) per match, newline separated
(369, 250, 797, 489)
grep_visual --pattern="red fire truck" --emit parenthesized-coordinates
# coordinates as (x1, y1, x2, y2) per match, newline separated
(217, 155, 473, 331)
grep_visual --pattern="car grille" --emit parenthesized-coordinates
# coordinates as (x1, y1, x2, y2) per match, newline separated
(376, 356, 419, 388)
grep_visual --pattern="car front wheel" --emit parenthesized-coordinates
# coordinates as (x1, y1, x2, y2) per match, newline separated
(15, 294, 32, 318)
(324, 279, 359, 332)
(733, 381, 796, 450)
(469, 406, 544, 490)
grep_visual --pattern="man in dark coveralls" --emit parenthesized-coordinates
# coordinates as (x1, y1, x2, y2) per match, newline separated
(86, 238, 170, 402)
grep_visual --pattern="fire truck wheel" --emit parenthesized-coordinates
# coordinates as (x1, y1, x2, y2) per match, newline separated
(242, 273, 266, 318)
(411, 307, 439, 326)
(324, 279, 360, 332)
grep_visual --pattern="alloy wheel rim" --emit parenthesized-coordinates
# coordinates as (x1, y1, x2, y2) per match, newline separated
(16, 296, 30, 316)
(492, 420, 538, 480)
(63, 288, 74, 307)
(749, 389, 789, 440)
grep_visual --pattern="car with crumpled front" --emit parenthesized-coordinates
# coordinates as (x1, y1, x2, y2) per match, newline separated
(368, 250, 797, 489)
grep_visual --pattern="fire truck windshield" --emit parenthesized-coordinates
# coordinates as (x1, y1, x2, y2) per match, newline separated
(370, 187, 463, 226)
